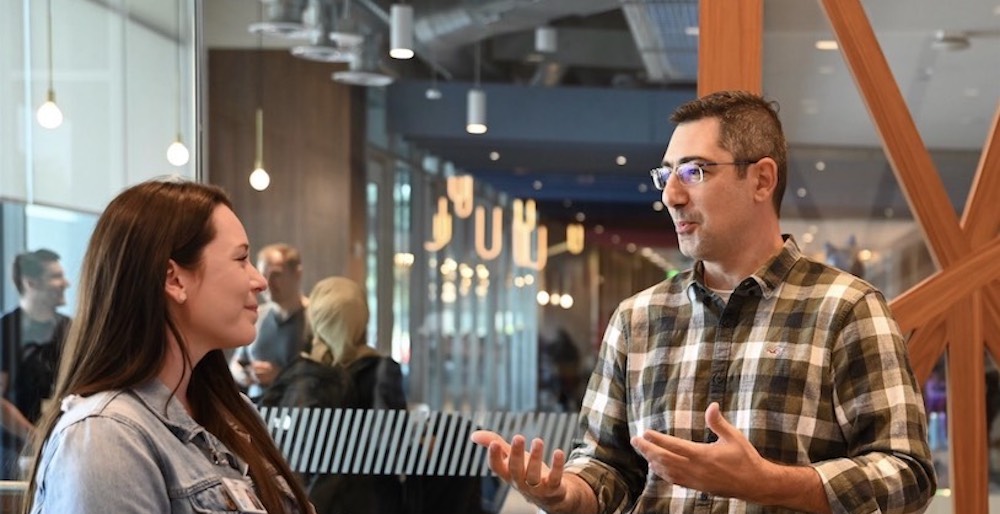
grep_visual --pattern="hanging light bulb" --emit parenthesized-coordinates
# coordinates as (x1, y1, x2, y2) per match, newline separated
(166, 135, 190, 166)
(389, 4, 414, 59)
(166, 0, 189, 167)
(36, 0, 62, 129)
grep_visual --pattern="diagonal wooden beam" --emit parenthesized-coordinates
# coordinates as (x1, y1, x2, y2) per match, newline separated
(961, 101, 1000, 248)
(905, 316, 947, 384)
(889, 239, 1000, 333)
(818, 0, 966, 269)
(946, 294, 988, 514)
(697, 0, 762, 96)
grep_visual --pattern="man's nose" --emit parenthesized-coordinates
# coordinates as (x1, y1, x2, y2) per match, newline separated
(663, 174, 688, 209)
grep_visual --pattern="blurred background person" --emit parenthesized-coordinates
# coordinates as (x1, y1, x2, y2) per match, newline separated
(230, 243, 310, 401)
(0, 248, 70, 479)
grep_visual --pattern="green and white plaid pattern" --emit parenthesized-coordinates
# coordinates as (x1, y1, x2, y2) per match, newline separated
(566, 237, 935, 514)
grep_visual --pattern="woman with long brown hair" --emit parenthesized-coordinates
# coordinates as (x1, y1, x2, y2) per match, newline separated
(22, 179, 312, 513)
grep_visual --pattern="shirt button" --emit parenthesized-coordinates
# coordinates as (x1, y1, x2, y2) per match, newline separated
(699, 492, 709, 501)
(711, 373, 723, 385)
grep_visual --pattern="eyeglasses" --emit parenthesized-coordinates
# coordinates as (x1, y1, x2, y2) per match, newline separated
(649, 160, 758, 190)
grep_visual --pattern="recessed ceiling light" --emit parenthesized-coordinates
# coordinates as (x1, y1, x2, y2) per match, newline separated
(815, 161, 826, 171)
(611, 234, 621, 244)
(489, 151, 500, 161)
(626, 243, 637, 253)
(594, 225, 605, 234)
(615, 155, 627, 166)
(858, 249, 873, 261)
(802, 232, 815, 244)
(684, 26, 699, 37)
(796, 187, 808, 198)
(815, 40, 838, 51)
(532, 180, 543, 190)
(652, 201, 664, 212)
(575, 212, 586, 222)
(638, 183, 648, 193)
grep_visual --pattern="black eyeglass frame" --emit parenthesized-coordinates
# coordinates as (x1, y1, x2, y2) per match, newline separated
(649, 160, 760, 190)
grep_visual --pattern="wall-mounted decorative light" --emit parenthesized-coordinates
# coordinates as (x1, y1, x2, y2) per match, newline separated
(166, 0, 189, 166)
(446, 175, 474, 218)
(424, 197, 453, 251)
(566, 223, 585, 254)
(474, 206, 503, 260)
(36, 0, 63, 129)
(466, 41, 487, 134)
(389, 4, 414, 59)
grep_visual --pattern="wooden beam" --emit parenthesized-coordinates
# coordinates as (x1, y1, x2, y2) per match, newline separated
(697, 0, 762, 96)
(905, 316, 947, 384)
(961, 101, 1000, 249)
(889, 239, 1000, 333)
(818, 0, 966, 269)
(946, 293, 988, 514)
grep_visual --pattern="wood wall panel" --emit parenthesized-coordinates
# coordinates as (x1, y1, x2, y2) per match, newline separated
(207, 50, 366, 290)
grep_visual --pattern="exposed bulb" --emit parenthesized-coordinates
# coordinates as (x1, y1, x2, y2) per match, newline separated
(166, 138, 190, 166)
(36, 96, 63, 129)
(249, 167, 270, 191)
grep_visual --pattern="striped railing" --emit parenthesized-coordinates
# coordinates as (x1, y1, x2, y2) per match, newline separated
(260, 408, 580, 476)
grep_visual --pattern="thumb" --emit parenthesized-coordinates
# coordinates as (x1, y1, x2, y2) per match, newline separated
(704, 402, 737, 440)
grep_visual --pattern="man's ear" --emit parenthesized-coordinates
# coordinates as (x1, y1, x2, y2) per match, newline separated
(752, 157, 779, 204)
(164, 259, 187, 304)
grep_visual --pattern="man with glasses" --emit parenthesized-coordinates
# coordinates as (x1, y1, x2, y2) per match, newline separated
(472, 91, 935, 513)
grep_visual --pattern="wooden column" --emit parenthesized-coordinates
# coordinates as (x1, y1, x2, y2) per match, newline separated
(697, 0, 763, 96)
(207, 50, 367, 290)
(819, 1, 1000, 512)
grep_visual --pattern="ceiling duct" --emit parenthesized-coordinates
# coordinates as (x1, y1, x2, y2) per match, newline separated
(619, 0, 698, 83)
(333, 32, 396, 87)
(248, 0, 313, 39)
(291, 0, 360, 62)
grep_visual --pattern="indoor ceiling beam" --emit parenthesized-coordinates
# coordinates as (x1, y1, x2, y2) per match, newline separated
(697, 0, 762, 95)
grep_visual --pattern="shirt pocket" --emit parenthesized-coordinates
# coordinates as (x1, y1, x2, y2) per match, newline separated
(185, 479, 243, 514)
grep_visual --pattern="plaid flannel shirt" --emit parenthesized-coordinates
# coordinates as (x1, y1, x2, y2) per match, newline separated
(565, 237, 936, 514)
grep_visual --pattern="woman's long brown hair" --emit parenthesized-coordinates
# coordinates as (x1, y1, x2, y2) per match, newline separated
(22, 179, 311, 513)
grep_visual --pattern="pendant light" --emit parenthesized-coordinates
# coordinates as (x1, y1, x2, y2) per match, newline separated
(466, 41, 486, 134)
(166, 0, 189, 166)
(249, 4, 270, 191)
(389, 4, 414, 59)
(36, 0, 63, 129)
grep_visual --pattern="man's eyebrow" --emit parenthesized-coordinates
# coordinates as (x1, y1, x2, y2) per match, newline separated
(661, 156, 707, 167)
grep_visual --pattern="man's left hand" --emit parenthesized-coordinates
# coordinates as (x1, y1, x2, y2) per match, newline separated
(630, 402, 772, 501)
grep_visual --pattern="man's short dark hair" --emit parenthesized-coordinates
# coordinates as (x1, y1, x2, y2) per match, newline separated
(671, 90, 788, 215)
(13, 249, 61, 294)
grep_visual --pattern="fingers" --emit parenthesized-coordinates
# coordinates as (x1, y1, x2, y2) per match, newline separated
(704, 402, 736, 440)
(524, 438, 545, 486)
(547, 449, 566, 487)
(508, 435, 528, 484)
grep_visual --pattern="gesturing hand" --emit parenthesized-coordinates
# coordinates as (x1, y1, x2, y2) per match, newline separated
(470, 431, 568, 506)
(630, 402, 771, 501)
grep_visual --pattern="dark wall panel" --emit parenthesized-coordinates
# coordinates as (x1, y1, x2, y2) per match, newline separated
(207, 50, 366, 291)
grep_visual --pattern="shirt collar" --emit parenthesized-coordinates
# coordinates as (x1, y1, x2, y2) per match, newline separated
(684, 235, 801, 302)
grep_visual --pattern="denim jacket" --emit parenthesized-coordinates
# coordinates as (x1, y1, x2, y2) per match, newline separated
(29, 379, 301, 513)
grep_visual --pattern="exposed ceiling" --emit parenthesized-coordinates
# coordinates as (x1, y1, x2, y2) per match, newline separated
(192, 0, 999, 254)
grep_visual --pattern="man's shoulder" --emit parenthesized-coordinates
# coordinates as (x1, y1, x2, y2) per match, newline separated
(616, 272, 692, 312)
(786, 253, 879, 299)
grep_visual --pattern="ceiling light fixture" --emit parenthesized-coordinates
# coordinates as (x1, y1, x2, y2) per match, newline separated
(334, 31, 395, 87)
(166, 0, 189, 167)
(466, 41, 487, 134)
(814, 40, 839, 51)
(535, 26, 557, 53)
(248, 0, 311, 39)
(389, 4, 414, 59)
(249, 4, 270, 192)
(36, 0, 63, 130)
(931, 30, 971, 51)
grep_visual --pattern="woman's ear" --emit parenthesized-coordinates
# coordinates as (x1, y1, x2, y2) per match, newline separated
(164, 259, 187, 304)
(752, 157, 779, 204)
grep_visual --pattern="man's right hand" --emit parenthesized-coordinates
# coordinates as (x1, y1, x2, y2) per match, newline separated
(470, 430, 598, 514)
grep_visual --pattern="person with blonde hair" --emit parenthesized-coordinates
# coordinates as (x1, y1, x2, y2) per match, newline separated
(22, 179, 312, 513)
